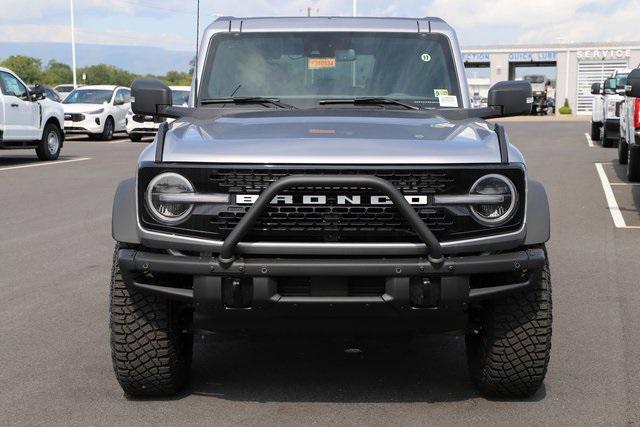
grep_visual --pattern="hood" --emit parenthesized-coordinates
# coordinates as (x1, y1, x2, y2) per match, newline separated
(63, 103, 105, 113)
(156, 110, 519, 165)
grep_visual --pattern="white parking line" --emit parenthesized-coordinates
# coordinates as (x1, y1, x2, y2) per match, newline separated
(595, 163, 627, 228)
(585, 132, 594, 147)
(0, 157, 91, 172)
(609, 182, 640, 186)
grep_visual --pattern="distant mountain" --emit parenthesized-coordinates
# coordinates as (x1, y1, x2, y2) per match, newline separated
(0, 42, 193, 75)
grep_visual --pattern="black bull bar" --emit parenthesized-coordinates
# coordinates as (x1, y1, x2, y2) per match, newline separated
(216, 175, 445, 266)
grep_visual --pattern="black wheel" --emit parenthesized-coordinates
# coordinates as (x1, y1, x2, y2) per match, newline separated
(618, 136, 629, 165)
(129, 133, 143, 142)
(628, 144, 640, 182)
(36, 122, 62, 161)
(590, 122, 601, 141)
(110, 244, 192, 396)
(100, 117, 114, 141)
(466, 250, 552, 398)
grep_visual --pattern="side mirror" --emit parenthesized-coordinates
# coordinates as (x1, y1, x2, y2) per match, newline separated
(113, 98, 124, 106)
(131, 79, 172, 116)
(625, 69, 640, 97)
(32, 84, 46, 101)
(591, 83, 601, 95)
(487, 80, 532, 117)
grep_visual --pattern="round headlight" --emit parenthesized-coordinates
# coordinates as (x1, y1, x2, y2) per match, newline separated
(145, 173, 194, 224)
(469, 174, 518, 226)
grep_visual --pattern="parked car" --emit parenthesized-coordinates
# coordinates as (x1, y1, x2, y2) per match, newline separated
(618, 68, 640, 181)
(28, 85, 62, 103)
(54, 84, 79, 101)
(0, 67, 64, 160)
(125, 85, 190, 142)
(110, 16, 551, 399)
(62, 85, 130, 140)
(591, 69, 631, 146)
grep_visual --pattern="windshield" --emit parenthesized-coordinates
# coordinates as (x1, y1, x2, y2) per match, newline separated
(172, 90, 190, 106)
(63, 89, 113, 104)
(200, 32, 461, 109)
(615, 74, 628, 88)
(524, 76, 544, 84)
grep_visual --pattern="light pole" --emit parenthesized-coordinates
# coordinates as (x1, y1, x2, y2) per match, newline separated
(70, 0, 77, 88)
(353, 0, 357, 16)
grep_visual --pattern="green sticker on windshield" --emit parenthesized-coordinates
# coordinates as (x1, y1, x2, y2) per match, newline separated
(434, 89, 449, 97)
(420, 53, 431, 62)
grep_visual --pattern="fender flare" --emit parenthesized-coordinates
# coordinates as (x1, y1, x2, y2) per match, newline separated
(524, 179, 550, 245)
(112, 178, 141, 244)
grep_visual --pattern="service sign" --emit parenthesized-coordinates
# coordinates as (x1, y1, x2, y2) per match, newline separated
(576, 49, 631, 60)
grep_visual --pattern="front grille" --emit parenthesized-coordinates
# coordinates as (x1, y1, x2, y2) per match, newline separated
(210, 204, 454, 242)
(209, 168, 456, 194)
(138, 165, 526, 243)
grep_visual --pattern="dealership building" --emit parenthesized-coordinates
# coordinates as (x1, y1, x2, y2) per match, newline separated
(461, 42, 640, 114)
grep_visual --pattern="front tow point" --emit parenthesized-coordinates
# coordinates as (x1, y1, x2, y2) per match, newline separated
(218, 255, 235, 268)
(428, 255, 445, 267)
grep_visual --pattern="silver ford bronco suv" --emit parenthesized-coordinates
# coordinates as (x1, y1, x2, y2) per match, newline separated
(110, 16, 552, 398)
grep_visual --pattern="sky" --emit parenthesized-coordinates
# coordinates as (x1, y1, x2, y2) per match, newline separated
(2, 0, 640, 53)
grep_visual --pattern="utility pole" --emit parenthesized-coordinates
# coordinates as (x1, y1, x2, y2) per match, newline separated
(70, 0, 77, 88)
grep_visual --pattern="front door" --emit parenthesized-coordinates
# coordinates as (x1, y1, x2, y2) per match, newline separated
(0, 71, 38, 140)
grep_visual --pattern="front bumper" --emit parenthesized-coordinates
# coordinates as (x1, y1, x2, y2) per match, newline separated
(64, 116, 103, 134)
(117, 247, 546, 332)
(126, 118, 159, 135)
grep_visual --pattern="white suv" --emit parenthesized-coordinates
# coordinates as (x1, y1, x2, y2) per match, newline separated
(63, 85, 131, 140)
(125, 85, 190, 142)
(0, 66, 65, 160)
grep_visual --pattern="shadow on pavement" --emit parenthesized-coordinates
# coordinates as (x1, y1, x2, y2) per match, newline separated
(158, 334, 547, 404)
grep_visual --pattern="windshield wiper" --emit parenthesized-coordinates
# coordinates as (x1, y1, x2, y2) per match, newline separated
(199, 97, 296, 109)
(318, 97, 420, 110)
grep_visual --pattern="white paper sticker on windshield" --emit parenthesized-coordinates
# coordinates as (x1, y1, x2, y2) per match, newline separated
(438, 95, 458, 107)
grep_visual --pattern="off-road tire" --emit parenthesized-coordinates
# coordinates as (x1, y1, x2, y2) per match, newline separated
(628, 144, 640, 182)
(99, 117, 114, 141)
(590, 122, 601, 141)
(618, 136, 629, 165)
(129, 133, 143, 142)
(36, 122, 61, 161)
(466, 252, 552, 398)
(110, 244, 192, 396)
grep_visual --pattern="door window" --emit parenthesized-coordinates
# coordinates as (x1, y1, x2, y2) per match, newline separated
(114, 89, 125, 104)
(0, 72, 28, 99)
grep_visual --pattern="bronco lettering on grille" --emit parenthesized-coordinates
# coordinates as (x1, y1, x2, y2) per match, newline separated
(235, 194, 429, 205)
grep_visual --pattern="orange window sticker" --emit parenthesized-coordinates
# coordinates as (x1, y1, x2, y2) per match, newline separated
(308, 57, 337, 69)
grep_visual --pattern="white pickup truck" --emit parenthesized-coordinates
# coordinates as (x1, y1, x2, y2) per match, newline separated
(0, 67, 65, 160)
(590, 69, 631, 147)
(618, 68, 640, 181)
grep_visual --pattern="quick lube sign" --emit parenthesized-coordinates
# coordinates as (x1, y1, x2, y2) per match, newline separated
(576, 49, 631, 60)
(508, 52, 557, 62)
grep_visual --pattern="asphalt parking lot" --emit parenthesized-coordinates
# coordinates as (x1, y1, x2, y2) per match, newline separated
(1, 121, 640, 425)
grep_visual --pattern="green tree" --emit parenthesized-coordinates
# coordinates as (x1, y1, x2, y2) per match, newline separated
(162, 70, 192, 86)
(77, 64, 139, 86)
(0, 55, 43, 83)
(43, 60, 73, 85)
